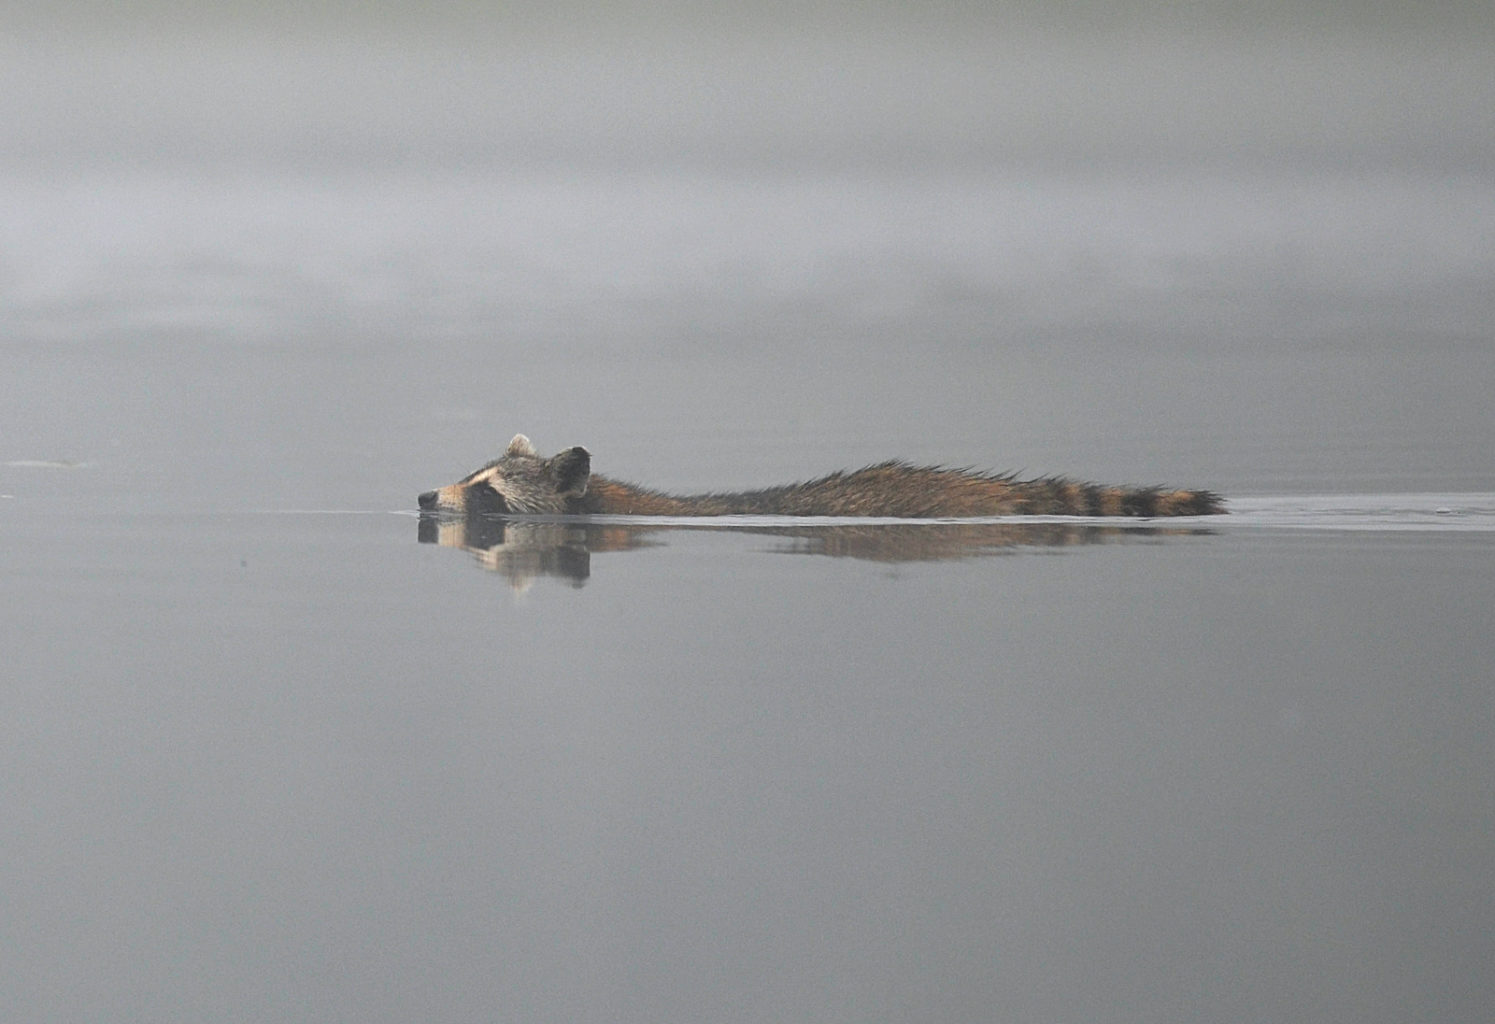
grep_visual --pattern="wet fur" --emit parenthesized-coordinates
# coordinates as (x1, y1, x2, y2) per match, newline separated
(419, 435, 1224, 518)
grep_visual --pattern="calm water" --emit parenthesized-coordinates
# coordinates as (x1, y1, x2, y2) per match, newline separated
(3, 507, 1493, 1022)
(4, 8, 1495, 1023)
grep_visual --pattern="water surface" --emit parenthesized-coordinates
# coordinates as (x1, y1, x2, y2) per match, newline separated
(3, 6, 1494, 1022)
(4, 506, 1492, 1022)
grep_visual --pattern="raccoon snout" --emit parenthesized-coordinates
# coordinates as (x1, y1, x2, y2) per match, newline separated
(418, 490, 439, 509)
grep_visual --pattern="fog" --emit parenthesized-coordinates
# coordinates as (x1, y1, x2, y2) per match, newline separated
(3, 8, 1493, 1022)
(5, 3, 1493, 173)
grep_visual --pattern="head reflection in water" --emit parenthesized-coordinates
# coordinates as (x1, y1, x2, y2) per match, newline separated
(416, 514, 1214, 591)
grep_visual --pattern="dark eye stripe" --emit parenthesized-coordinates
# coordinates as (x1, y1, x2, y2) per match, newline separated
(481, 483, 509, 513)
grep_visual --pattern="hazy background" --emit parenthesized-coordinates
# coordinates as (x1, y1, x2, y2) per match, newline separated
(3, 6, 1494, 1023)
(3, 1, 1493, 508)
(6, 2, 1493, 173)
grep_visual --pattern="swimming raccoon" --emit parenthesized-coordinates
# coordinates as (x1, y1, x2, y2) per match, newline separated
(417, 435, 1224, 517)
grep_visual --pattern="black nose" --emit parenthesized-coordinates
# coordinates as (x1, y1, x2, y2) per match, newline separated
(418, 490, 438, 509)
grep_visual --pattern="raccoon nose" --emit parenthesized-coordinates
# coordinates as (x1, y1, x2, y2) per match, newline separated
(418, 490, 438, 509)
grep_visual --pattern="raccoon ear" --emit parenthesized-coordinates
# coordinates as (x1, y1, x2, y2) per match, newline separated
(551, 446, 591, 497)
(506, 434, 537, 457)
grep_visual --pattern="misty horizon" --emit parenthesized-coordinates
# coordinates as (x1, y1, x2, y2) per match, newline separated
(4, 4, 1493, 173)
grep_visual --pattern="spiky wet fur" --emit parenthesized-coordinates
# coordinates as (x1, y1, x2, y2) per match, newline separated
(418, 434, 1225, 518)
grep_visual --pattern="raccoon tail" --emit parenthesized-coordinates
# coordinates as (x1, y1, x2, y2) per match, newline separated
(1023, 480, 1225, 516)
(1097, 484, 1225, 517)
(1146, 487, 1225, 516)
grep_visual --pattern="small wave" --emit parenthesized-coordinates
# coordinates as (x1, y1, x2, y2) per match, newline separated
(4, 459, 91, 469)
(1222, 494, 1495, 532)
(420, 497, 1495, 534)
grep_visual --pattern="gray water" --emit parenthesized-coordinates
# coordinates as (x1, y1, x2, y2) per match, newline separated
(3, 7, 1494, 1023)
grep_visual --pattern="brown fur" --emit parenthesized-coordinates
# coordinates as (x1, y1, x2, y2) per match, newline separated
(418, 434, 1224, 518)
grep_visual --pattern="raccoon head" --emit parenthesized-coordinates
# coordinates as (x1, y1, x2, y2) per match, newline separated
(418, 434, 591, 515)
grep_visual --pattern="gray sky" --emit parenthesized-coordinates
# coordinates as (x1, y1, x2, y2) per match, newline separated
(4, 2, 1493, 173)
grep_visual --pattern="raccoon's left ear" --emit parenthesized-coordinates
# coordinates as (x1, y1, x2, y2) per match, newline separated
(551, 446, 591, 497)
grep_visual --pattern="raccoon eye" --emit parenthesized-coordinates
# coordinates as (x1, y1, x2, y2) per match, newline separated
(478, 482, 509, 512)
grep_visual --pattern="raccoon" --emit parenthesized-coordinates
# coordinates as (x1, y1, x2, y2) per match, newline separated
(418, 435, 1223, 517)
